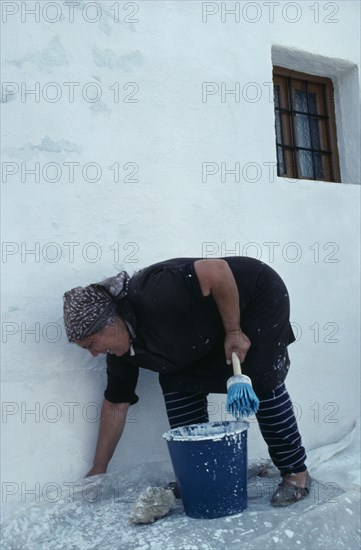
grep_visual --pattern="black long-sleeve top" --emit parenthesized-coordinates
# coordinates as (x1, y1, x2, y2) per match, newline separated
(104, 257, 295, 403)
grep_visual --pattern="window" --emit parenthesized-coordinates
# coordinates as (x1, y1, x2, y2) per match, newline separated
(273, 67, 341, 182)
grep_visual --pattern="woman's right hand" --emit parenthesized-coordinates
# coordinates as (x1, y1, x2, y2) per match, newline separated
(84, 399, 129, 479)
(85, 465, 107, 477)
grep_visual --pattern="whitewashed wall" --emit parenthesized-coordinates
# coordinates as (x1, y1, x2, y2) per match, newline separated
(2, 0, 360, 513)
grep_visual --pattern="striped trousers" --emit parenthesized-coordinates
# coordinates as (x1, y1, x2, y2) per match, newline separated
(163, 383, 307, 476)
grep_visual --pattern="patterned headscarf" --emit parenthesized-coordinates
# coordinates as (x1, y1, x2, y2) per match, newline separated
(63, 271, 130, 342)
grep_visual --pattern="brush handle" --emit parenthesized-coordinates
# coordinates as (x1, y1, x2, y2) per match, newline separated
(231, 352, 242, 376)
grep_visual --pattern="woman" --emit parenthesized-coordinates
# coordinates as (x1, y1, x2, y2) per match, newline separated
(63, 257, 311, 506)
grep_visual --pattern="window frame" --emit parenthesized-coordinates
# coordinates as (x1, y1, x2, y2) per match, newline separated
(273, 66, 341, 183)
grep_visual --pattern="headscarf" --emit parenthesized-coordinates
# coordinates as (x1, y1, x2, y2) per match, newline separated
(63, 271, 130, 342)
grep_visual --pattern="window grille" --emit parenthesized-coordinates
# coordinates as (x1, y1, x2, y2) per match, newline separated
(273, 67, 341, 182)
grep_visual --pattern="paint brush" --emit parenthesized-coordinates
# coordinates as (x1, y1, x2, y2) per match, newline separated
(226, 351, 259, 418)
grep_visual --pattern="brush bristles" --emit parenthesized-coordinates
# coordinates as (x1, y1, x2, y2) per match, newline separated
(226, 383, 260, 418)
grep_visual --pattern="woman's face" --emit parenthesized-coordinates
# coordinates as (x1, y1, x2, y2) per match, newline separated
(75, 317, 130, 357)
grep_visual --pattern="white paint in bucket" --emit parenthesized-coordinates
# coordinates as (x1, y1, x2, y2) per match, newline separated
(163, 420, 248, 442)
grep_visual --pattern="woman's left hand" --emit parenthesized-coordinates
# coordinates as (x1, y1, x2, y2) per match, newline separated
(224, 329, 251, 365)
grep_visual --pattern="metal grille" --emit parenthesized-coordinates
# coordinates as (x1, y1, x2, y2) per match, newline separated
(273, 70, 340, 182)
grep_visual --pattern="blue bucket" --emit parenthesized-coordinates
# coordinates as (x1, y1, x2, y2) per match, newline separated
(163, 420, 248, 519)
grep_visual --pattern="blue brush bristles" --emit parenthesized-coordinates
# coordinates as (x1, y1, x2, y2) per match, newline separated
(226, 383, 260, 418)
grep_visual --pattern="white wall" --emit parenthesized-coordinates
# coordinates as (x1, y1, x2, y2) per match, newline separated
(2, 1, 360, 512)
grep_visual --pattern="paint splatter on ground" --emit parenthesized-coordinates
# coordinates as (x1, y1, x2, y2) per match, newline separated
(2, 449, 360, 550)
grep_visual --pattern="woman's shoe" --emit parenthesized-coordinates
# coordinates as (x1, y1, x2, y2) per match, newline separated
(271, 471, 311, 506)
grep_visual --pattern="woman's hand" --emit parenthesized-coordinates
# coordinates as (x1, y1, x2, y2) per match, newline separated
(85, 465, 107, 477)
(224, 329, 251, 365)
